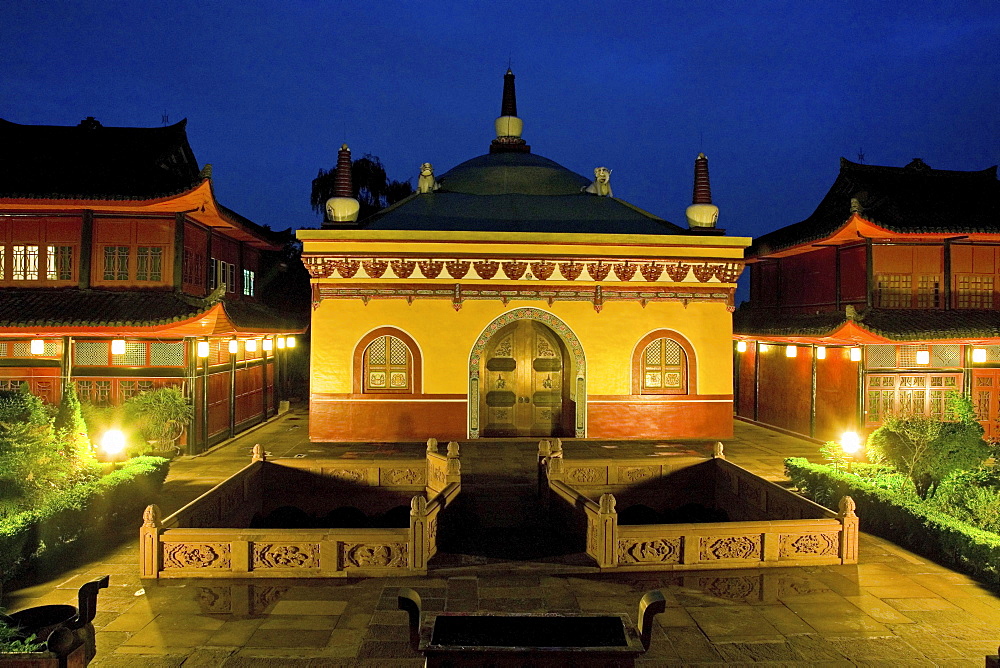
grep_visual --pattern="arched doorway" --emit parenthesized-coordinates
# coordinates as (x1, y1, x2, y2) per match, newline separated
(469, 308, 586, 438)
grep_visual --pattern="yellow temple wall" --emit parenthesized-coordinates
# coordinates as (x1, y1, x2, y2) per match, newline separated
(309, 296, 734, 441)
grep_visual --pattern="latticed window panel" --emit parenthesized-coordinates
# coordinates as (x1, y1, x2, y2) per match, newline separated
(0, 343, 6, 356)
(74, 341, 110, 366)
(898, 346, 920, 367)
(43, 246, 74, 281)
(985, 346, 1000, 363)
(11, 245, 40, 280)
(111, 342, 146, 366)
(865, 373, 962, 425)
(932, 345, 961, 368)
(8, 340, 60, 358)
(866, 345, 897, 368)
(136, 247, 163, 281)
(150, 342, 185, 366)
(917, 275, 940, 308)
(641, 338, 686, 394)
(875, 274, 912, 308)
(103, 246, 129, 280)
(364, 335, 409, 392)
(956, 274, 994, 308)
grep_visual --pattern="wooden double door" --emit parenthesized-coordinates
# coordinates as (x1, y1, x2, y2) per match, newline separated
(481, 320, 570, 437)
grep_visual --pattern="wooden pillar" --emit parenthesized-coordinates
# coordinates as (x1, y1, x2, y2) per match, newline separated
(753, 341, 761, 421)
(261, 344, 269, 419)
(201, 341, 210, 451)
(943, 240, 952, 309)
(810, 345, 818, 438)
(184, 337, 198, 453)
(865, 239, 874, 308)
(173, 213, 185, 291)
(60, 336, 73, 401)
(229, 340, 237, 438)
(79, 210, 93, 289)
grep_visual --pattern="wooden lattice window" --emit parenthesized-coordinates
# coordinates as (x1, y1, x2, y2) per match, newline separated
(640, 338, 687, 394)
(363, 335, 411, 392)
(955, 274, 994, 308)
(875, 274, 912, 308)
(865, 373, 960, 426)
(916, 275, 940, 308)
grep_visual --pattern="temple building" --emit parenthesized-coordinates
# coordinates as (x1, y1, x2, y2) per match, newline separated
(0, 117, 308, 452)
(299, 71, 750, 442)
(734, 158, 1000, 441)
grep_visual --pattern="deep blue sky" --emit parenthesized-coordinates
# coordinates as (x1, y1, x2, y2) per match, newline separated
(3, 1, 999, 244)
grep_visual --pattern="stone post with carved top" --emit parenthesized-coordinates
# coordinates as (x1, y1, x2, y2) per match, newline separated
(837, 496, 859, 564)
(140, 504, 163, 578)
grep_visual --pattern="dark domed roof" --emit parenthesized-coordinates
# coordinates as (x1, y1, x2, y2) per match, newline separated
(438, 152, 592, 195)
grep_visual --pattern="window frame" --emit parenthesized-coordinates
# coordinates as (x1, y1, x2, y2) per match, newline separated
(631, 330, 697, 396)
(352, 328, 422, 395)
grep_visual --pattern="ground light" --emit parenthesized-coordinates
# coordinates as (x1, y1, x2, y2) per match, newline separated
(197, 340, 210, 357)
(816, 346, 826, 360)
(286, 336, 296, 348)
(229, 339, 239, 354)
(841, 431, 861, 472)
(736, 341, 747, 353)
(785, 345, 797, 358)
(850, 347, 862, 362)
(100, 429, 127, 462)
(30, 339, 45, 355)
(916, 350, 930, 365)
(973, 348, 987, 363)
(263, 338, 273, 351)
(245, 339, 257, 352)
(111, 339, 126, 355)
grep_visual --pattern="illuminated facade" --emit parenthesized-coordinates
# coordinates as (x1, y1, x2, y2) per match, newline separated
(0, 117, 308, 452)
(299, 72, 750, 442)
(734, 158, 1000, 441)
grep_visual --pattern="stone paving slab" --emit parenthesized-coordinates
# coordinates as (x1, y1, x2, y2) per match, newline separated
(4, 410, 1000, 666)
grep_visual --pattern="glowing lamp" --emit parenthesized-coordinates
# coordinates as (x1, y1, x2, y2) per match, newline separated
(841, 431, 861, 455)
(228, 339, 239, 354)
(286, 336, 296, 349)
(30, 339, 45, 355)
(850, 347, 862, 362)
(785, 345, 797, 358)
(736, 341, 747, 353)
(816, 346, 826, 360)
(973, 348, 987, 364)
(100, 429, 126, 457)
(916, 350, 930, 365)
(197, 341, 210, 358)
(263, 338, 273, 351)
(245, 339, 257, 352)
(277, 337, 286, 349)
(759, 344, 769, 353)
(111, 339, 126, 355)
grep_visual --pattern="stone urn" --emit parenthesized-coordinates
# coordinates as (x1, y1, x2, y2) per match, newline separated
(0, 575, 109, 666)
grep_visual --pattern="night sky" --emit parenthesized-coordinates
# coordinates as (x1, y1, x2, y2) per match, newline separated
(4, 1, 999, 247)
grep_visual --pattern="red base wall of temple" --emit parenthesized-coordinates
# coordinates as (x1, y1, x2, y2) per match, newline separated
(310, 394, 733, 441)
(586, 396, 733, 440)
(310, 394, 468, 442)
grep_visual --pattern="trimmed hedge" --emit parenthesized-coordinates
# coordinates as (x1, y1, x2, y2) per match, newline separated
(0, 456, 169, 585)
(785, 457, 1000, 585)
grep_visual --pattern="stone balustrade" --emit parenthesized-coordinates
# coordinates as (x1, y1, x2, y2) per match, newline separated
(140, 439, 460, 578)
(542, 442, 858, 571)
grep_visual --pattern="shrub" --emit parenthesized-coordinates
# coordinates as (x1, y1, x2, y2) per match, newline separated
(785, 457, 1000, 585)
(866, 393, 989, 499)
(0, 456, 170, 586)
(123, 387, 192, 452)
(0, 615, 44, 653)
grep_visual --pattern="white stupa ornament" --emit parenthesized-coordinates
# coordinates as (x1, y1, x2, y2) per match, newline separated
(490, 69, 530, 153)
(685, 153, 719, 229)
(324, 144, 360, 225)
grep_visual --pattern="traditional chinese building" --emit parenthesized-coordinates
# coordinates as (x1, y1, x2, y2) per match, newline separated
(0, 117, 308, 452)
(734, 158, 1000, 441)
(299, 71, 750, 442)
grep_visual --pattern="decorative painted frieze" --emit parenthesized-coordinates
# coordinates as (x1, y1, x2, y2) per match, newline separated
(304, 255, 744, 284)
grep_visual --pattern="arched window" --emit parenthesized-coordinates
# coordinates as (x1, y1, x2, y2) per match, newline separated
(632, 332, 695, 395)
(363, 335, 411, 392)
(353, 328, 422, 394)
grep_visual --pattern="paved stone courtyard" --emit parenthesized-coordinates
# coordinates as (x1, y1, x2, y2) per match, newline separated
(5, 408, 1000, 666)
